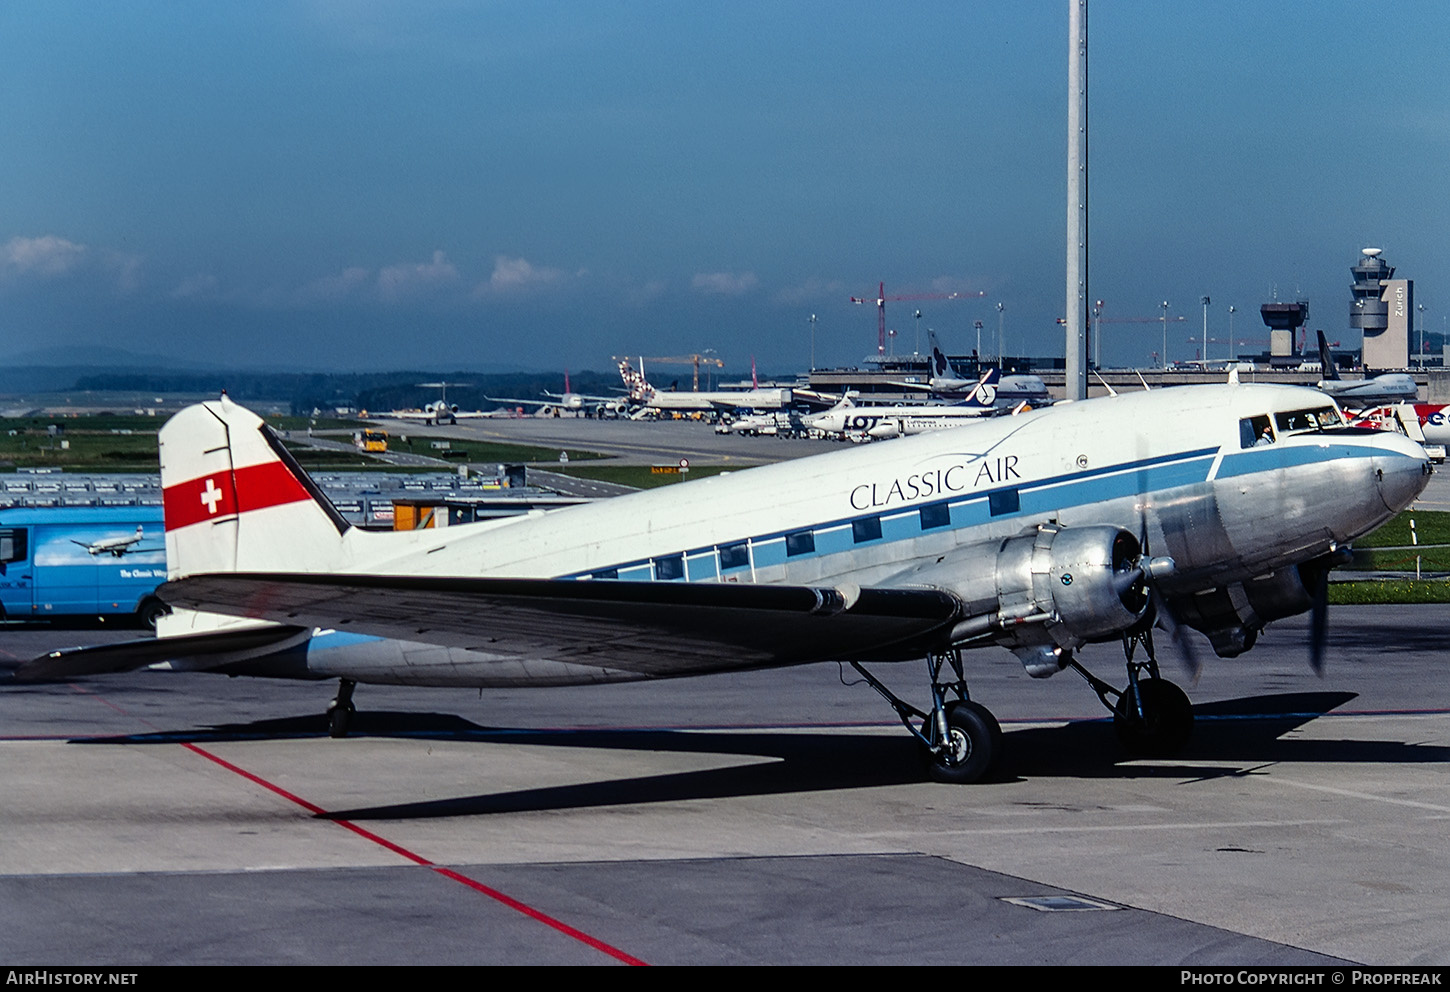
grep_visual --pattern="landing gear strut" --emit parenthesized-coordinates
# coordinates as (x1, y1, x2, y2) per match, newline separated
(1068, 628, 1193, 756)
(327, 678, 356, 738)
(851, 649, 1002, 783)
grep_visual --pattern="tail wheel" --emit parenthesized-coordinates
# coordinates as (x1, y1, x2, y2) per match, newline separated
(1113, 678, 1193, 755)
(925, 700, 1002, 784)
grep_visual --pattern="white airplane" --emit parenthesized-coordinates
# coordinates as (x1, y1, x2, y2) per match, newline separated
(71, 526, 148, 558)
(1355, 403, 1450, 447)
(802, 369, 1005, 440)
(619, 359, 792, 415)
(1315, 331, 1418, 409)
(373, 382, 492, 426)
(486, 371, 629, 417)
(21, 384, 1430, 783)
(926, 333, 1052, 407)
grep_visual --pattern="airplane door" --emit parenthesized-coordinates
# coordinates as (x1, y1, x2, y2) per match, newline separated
(0, 526, 33, 619)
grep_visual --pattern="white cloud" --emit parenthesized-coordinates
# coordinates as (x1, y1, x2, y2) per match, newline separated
(377, 250, 460, 301)
(297, 265, 372, 303)
(103, 251, 144, 294)
(170, 273, 220, 299)
(2, 235, 87, 279)
(773, 277, 845, 306)
(484, 255, 562, 293)
(626, 279, 668, 306)
(692, 271, 758, 296)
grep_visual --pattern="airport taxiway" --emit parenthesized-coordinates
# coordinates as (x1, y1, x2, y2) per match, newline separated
(2, 606, 1447, 966)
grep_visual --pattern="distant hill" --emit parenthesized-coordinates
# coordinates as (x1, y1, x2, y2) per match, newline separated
(1, 363, 772, 415)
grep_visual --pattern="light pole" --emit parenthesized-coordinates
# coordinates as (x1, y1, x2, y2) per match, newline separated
(974, 320, 983, 364)
(1093, 299, 1103, 368)
(1160, 301, 1170, 370)
(1227, 305, 1236, 360)
(996, 302, 1005, 365)
(808, 313, 817, 372)
(1201, 296, 1211, 364)
(914, 310, 922, 356)
(1417, 303, 1426, 367)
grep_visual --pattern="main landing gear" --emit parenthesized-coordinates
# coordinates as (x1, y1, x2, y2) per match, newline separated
(851, 650, 1003, 784)
(1067, 628, 1194, 756)
(853, 628, 1194, 783)
(327, 678, 357, 738)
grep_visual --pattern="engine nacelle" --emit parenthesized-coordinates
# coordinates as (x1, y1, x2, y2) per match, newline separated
(867, 420, 900, 439)
(1167, 567, 1314, 658)
(906, 523, 1154, 671)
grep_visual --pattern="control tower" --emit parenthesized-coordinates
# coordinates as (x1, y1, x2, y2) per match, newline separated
(1260, 300, 1308, 367)
(1350, 248, 1412, 369)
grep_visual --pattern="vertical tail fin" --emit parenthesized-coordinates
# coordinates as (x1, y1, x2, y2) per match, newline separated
(927, 330, 954, 379)
(1317, 330, 1340, 380)
(159, 396, 350, 579)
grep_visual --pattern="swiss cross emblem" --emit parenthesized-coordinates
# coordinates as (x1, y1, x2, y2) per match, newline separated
(200, 478, 224, 515)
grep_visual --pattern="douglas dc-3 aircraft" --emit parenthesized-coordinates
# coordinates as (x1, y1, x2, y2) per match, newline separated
(21, 384, 1431, 782)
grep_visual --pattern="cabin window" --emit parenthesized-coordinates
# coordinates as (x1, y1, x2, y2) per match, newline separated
(852, 516, 883, 543)
(0, 528, 26, 564)
(590, 567, 619, 580)
(718, 542, 749, 570)
(653, 555, 684, 581)
(919, 503, 950, 530)
(1275, 407, 1341, 434)
(1239, 415, 1274, 449)
(785, 530, 815, 556)
(989, 489, 1020, 516)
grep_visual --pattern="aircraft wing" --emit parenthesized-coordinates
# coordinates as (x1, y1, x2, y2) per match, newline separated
(158, 573, 962, 677)
(16, 625, 311, 682)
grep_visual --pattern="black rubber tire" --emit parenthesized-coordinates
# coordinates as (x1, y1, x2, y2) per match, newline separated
(328, 703, 355, 739)
(924, 700, 1002, 784)
(1113, 678, 1193, 755)
(137, 597, 170, 630)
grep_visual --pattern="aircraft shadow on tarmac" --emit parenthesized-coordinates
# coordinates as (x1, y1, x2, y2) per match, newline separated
(71, 690, 1450, 819)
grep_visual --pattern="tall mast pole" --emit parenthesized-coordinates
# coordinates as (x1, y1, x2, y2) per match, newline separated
(1064, 0, 1089, 400)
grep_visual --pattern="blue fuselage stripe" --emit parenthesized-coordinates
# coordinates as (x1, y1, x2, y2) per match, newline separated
(561, 446, 1226, 580)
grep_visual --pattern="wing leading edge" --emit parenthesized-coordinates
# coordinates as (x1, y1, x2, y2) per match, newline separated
(159, 573, 962, 677)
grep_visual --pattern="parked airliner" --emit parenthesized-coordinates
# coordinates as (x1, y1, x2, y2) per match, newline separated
(803, 369, 1005, 439)
(22, 384, 1430, 782)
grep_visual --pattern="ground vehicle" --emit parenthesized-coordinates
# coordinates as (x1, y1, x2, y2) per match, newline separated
(355, 429, 389, 453)
(0, 506, 168, 625)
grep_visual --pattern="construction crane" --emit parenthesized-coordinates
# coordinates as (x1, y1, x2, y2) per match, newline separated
(850, 282, 986, 356)
(627, 354, 725, 391)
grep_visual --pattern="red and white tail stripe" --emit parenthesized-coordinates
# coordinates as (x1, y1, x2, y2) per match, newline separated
(159, 396, 349, 578)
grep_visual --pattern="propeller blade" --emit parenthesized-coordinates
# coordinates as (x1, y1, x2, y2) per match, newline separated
(1152, 587, 1203, 684)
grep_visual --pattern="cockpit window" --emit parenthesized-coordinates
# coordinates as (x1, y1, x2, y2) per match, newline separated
(1240, 415, 1274, 449)
(1274, 407, 1343, 434)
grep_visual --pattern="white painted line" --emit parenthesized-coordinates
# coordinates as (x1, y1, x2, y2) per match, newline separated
(1262, 778, 1450, 813)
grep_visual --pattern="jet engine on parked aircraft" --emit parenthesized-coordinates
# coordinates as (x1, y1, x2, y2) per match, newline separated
(903, 523, 1171, 676)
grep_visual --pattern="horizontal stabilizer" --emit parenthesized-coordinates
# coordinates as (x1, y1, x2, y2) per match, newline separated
(16, 625, 309, 682)
(161, 573, 962, 675)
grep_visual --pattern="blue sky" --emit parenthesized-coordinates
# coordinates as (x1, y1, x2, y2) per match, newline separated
(2, 1, 1447, 374)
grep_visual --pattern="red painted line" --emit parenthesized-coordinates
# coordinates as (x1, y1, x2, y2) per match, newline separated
(178, 740, 646, 965)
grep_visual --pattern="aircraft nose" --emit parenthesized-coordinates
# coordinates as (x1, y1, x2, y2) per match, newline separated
(1372, 430, 1433, 513)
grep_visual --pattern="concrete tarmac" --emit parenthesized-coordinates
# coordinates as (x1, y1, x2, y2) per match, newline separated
(1, 606, 1447, 966)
